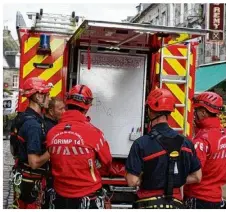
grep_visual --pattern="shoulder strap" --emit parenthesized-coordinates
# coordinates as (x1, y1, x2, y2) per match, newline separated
(149, 129, 184, 200)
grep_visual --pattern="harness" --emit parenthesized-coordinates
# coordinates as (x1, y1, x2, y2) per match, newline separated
(9, 112, 48, 209)
(135, 129, 185, 209)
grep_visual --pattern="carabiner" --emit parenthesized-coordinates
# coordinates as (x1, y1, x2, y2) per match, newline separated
(13, 172, 22, 186)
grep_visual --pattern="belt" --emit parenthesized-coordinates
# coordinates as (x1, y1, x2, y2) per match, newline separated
(134, 196, 184, 209)
(17, 163, 48, 177)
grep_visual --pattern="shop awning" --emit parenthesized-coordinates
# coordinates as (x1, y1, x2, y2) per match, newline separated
(195, 61, 226, 93)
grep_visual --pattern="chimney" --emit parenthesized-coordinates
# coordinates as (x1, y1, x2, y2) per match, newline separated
(3, 26, 11, 36)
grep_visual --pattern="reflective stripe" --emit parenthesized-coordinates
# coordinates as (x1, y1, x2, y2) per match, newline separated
(57, 146, 62, 154)
(96, 144, 100, 151)
(63, 147, 70, 155)
(143, 150, 167, 161)
(72, 146, 78, 155)
(79, 147, 84, 154)
(181, 147, 193, 155)
(100, 138, 104, 146)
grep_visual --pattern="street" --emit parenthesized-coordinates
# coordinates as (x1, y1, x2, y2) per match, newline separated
(3, 139, 14, 209)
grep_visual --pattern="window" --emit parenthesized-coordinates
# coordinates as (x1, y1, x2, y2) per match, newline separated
(162, 12, 166, 26)
(156, 16, 159, 25)
(184, 4, 188, 12)
(13, 75, 19, 88)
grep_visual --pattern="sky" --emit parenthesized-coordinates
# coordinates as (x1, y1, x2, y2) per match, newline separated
(3, 3, 138, 39)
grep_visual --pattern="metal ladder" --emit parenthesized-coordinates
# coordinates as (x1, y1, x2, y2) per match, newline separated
(26, 9, 84, 35)
(159, 40, 191, 135)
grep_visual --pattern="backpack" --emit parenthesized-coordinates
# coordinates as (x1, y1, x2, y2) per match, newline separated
(10, 112, 46, 157)
(150, 129, 184, 200)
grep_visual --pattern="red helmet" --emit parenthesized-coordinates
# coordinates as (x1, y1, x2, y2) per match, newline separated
(66, 85, 93, 110)
(146, 88, 176, 112)
(21, 77, 52, 98)
(193, 91, 223, 114)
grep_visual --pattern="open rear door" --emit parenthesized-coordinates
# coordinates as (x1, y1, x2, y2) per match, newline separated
(69, 21, 208, 157)
(69, 20, 208, 50)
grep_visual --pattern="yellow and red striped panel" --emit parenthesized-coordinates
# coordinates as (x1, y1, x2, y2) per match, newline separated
(154, 43, 196, 138)
(18, 30, 68, 112)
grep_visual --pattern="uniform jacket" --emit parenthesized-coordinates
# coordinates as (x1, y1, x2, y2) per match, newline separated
(46, 110, 112, 198)
(184, 117, 226, 202)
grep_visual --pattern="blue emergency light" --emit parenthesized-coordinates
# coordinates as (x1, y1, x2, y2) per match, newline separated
(37, 34, 51, 55)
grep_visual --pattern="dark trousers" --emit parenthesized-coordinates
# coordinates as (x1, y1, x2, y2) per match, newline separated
(53, 192, 104, 209)
(195, 198, 221, 209)
(185, 197, 222, 209)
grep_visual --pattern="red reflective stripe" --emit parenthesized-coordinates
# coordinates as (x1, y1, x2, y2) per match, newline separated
(17, 135, 25, 143)
(143, 150, 167, 161)
(22, 172, 42, 179)
(10, 132, 25, 143)
(181, 147, 193, 155)
(102, 179, 127, 185)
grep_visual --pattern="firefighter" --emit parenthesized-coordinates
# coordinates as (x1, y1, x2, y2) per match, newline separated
(46, 84, 112, 209)
(125, 88, 202, 209)
(9, 77, 52, 209)
(44, 97, 65, 132)
(184, 92, 226, 209)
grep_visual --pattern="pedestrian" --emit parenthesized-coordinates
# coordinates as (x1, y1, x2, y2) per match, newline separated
(46, 84, 112, 209)
(9, 77, 52, 209)
(184, 92, 226, 209)
(44, 97, 66, 132)
(43, 97, 65, 209)
(125, 88, 202, 209)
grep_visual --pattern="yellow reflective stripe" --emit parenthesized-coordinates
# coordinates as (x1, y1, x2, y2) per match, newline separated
(50, 80, 62, 97)
(162, 69, 191, 111)
(136, 197, 157, 203)
(23, 39, 64, 78)
(24, 37, 40, 54)
(171, 108, 184, 129)
(156, 61, 160, 74)
(39, 56, 63, 81)
(22, 97, 27, 103)
(177, 48, 193, 89)
(23, 55, 48, 78)
(177, 48, 187, 57)
(163, 48, 186, 76)
(167, 33, 190, 45)
(50, 39, 64, 51)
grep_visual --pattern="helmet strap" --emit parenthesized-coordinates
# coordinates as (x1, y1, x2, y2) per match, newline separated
(31, 93, 47, 109)
(150, 113, 168, 128)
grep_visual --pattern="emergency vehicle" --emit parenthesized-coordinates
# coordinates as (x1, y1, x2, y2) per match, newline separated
(16, 9, 208, 208)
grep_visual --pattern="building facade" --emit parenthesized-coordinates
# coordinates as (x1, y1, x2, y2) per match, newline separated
(129, 3, 226, 66)
(3, 26, 20, 92)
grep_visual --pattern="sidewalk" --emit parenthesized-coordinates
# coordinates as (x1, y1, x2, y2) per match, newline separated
(3, 140, 14, 209)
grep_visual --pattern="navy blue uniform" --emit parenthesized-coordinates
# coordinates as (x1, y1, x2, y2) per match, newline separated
(44, 116, 57, 133)
(126, 123, 201, 201)
(18, 107, 46, 165)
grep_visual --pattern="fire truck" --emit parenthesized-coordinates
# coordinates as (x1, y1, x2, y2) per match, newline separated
(16, 9, 208, 208)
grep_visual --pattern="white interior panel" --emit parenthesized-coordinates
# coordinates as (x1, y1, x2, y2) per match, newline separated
(78, 52, 146, 157)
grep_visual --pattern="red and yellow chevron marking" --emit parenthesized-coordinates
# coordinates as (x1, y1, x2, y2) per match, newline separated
(18, 31, 68, 112)
(154, 43, 196, 138)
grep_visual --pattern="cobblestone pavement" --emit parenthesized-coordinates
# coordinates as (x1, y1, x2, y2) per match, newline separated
(3, 139, 14, 209)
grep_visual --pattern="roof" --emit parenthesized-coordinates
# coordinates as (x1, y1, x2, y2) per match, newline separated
(3, 29, 19, 68)
(131, 4, 154, 23)
(195, 61, 226, 93)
